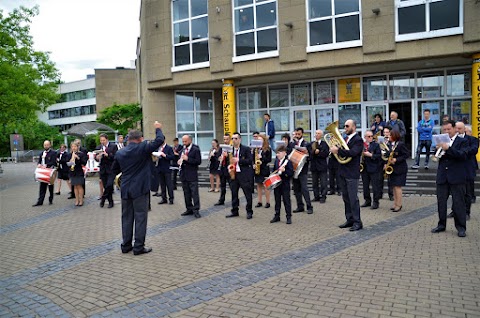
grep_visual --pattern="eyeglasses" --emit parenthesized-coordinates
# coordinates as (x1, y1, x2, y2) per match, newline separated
(344, 125, 350, 128)
(365, 135, 373, 138)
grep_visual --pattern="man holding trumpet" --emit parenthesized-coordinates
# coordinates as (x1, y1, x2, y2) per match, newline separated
(95, 134, 118, 208)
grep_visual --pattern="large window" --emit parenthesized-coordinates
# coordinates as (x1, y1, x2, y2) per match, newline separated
(233, 0, 278, 62)
(395, 0, 463, 42)
(307, 0, 361, 52)
(172, 0, 209, 71)
(48, 105, 96, 119)
(175, 91, 215, 156)
(58, 89, 95, 103)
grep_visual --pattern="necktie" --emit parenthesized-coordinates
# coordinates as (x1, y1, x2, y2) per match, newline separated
(185, 147, 189, 156)
(344, 136, 348, 143)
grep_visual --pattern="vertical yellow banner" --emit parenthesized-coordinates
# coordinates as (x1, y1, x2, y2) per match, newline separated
(222, 79, 236, 136)
(472, 53, 480, 161)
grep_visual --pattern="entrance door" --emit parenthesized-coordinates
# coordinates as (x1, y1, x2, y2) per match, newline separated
(364, 104, 387, 135)
(293, 109, 312, 141)
(389, 102, 413, 150)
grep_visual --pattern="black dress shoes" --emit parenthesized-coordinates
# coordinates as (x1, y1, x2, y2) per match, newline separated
(100, 200, 105, 208)
(327, 191, 334, 195)
(169, 201, 174, 205)
(265, 203, 270, 208)
(121, 245, 133, 254)
(133, 247, 152, 255)
(371, 202, 379, 210)
(194, 212, 201, 218)
(339, 221, 354, 228)
(447, 211, 454, 218)
(392, 206, 402, 212)
(458, 230, 466, 237)
(181, 211, 193, 216)
(286, 218, 292, 224)
(312, 197, 320, 202)
(319, 198, 326, 203)
(293, 208, 304, 213)
(360, 201, 371, 207)
(55, 192, 60, 195)
(158, 200, 167, 205)
(67, 195, 74, 199)
(307, 209, 313, 214)
(389, 195, 394, 201)
(255, 202, 262, 208)
(349, 224, 363, 231)
(246, 213, 253, 219)
(32, 203, 42, 207)
(270, 216, 280, 223)
(107, 202, 114, 208)
(49, 201, 53, 205)
(431, 226, 446, 233)
(214, 201, 224, 206)
(466, 214, 471, 220)
(225, 213, 239, 218)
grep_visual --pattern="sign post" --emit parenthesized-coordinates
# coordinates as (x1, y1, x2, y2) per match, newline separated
(222, 79, 236, 136)
(472, 53, 480, 161)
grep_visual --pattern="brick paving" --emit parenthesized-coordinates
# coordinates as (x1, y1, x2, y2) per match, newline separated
(0, 162, 479, 318)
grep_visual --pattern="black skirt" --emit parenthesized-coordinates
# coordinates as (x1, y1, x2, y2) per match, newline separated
(389, 172, 407, 187)
(70, 175, 85, 186)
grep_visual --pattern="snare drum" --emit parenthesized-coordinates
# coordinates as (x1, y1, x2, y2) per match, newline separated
(263, 174, 282, 190)
(34, 167, 57, 185)
(288, 150, 308, 178)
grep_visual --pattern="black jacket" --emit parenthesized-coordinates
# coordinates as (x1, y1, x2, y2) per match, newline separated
(337, 134, 363, 179)
(232, 144, 254, 183)
(436, 136, 468, 185)
(363, 141, 383, 174)
(155, 144, 175, 173)
(309, 140, 329, 172)
(95, 142, 117, 176)
(389, 141, 409, 176)
(464, 135, 479, 181)
(67, 151, 88, 177)
(38, 149, 57, 168)
(179, 144, 202, 182)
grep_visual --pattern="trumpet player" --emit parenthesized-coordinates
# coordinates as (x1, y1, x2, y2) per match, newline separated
(360, 131, 383, 210)
(67, 142, 87, 207)
(214, 133, 232, 206)
(385, 130, 409, 212)
(95, 134, 118, 208)
(431, 120, 468, 237)
(330, 120, 364, 231)
(155, 140, 175, 205)
(310, 130, 329, 203)
(254, 134, 272, 208)
(179, 135, 202, 218)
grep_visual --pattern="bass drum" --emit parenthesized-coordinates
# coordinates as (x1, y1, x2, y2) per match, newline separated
(114, 173, 122, 190)
(34, 167, 57, 185)
(288, 150, 307, 179)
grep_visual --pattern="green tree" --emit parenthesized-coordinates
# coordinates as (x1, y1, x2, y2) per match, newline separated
(97, 103, 142, 135)
(0, 6, 60, 155)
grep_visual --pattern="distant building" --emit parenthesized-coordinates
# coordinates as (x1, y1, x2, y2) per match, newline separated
(38, 68, 137, 131)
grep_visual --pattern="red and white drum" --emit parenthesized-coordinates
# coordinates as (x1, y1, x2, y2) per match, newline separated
(288, 150, 308, 179)
(263, 174, 282, 190)
(34, 167, 57, 185)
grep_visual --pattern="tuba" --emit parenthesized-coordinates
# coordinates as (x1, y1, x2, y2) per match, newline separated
(324, 121, 352, 164)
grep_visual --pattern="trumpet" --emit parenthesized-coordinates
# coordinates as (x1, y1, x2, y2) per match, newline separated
(431, 147, 445, 162)
(228, 153, 236, 180)
(69, 152, 77, 171)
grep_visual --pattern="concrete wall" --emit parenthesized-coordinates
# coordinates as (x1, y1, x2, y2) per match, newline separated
(94, 69, 138, 113)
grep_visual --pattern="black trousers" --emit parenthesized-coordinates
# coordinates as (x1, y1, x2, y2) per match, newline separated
(100, 173, 114, 204)
(159, 171, 174, 202)
(230, 178, 253, 215)
(361, 171, 382, 203)
(182, 180, 200, 212)
(121, 193, 148, 252)
(218, 169, 229, 203)
(437, 182, 466, 231)
(328, 167, 341, 193)
(293, 172, 312, 210)
(274, 184, 291, 218)
(172, 169, 179, 189)
(380, 173, 393, 197)
(339, 177, 362, 226)
(312, 170, 328, 200)
(465, 180, 474, 215)
(37, 182, 54, 204)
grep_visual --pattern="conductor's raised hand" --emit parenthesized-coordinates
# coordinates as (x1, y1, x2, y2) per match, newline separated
(154, 121, 162, 129)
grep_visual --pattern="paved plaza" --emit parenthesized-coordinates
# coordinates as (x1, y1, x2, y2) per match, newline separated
(0, 162, 479, 318)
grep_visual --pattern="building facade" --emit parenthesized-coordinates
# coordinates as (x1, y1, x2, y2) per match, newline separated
(137, 0, 480, 157)
(39, 68, 137, 132)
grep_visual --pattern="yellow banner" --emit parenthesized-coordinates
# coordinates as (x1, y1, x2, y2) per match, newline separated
(338, 78, 361, 103)
(473, 53, 480, 161)
(222, 79, 236, 136)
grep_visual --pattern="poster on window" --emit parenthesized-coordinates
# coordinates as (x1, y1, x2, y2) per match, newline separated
(366, 79, 385, 101)
(294, 110, 310, 130)
(292, 84, 310, 106)
(338, 78, 360, 103)
(421, 102, 440, 126)
(316, 109, 333, 131)
(315, 82, 333, 104)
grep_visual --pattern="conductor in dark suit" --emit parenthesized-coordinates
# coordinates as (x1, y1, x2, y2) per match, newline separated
(226, 132, 255, 219)
(309, 130, 329, 203)
(95, 134, 118, 208)
(360, 131, 383, 210)
(179, 135, 202, 218)
(330, 120, 364, 231)
(431, 120, 468, 237)
(33, 140, 57, 206)
(155, 141, 175, 205)
(112, 121, 164, 255)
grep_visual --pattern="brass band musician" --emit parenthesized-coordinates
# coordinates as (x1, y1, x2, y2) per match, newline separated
(385, 130, 409, 212)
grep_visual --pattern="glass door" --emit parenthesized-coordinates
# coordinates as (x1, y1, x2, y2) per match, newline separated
(364, 104, 387, 136)
(293, 108, 312, 141)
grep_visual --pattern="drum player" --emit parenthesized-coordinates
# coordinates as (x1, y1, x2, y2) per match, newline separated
(33, 140, 57, 207)
(291, 127, 313, 214)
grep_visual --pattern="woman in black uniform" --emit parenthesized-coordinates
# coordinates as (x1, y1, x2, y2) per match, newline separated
(386, 130, 409, 212)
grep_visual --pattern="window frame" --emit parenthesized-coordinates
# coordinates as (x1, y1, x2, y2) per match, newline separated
(232, 0, 279, 63)
(306, 0, 362, 53)
(395, 0, 463, 42)
(171, 0, 210, 72)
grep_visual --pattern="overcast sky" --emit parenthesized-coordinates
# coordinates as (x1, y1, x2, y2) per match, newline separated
(1, 0, 141, 82)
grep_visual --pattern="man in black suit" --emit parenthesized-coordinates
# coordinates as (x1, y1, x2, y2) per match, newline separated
(310, 130, 329, 203)
(226, 132, 254, 219)
(453, 122, 478, 220)
(330, 119, 364, 231)
(327, 154, 341, 196)
(116, 135, 125, 150)
(292, 127, 313, 214)
(33, 140, 57, 206)
(215, 133, 232, 206)
(360, 131, 383, 210)
(112, 121, 164, 255)
(95, 134, 118, 208)
(465, 125, 478, 205)
(179, 135, 202, 218)
(155, 141, 175, 205)
(171, 138, 183, 190)
(432, 120, 468, 237)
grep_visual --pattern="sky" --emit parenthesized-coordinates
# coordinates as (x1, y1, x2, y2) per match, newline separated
(1, 0, 141, 82)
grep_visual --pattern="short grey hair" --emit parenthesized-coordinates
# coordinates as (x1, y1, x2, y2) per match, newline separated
(128, 130, 143, 141)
